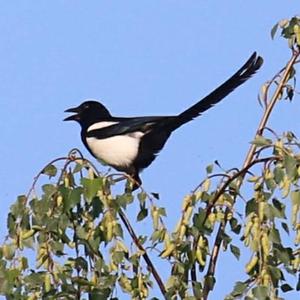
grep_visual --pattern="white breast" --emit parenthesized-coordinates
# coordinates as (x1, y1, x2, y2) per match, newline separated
(86, 121, 144, 171)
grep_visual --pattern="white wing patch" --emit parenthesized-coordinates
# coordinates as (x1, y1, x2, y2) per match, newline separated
(86, 121, 145, 171)
(87, 121, 118, 131)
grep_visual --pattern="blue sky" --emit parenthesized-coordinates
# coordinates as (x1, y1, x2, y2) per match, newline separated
(1, 2, 300, 299)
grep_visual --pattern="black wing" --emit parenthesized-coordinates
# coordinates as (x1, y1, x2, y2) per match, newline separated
(86, 116, 174, 139)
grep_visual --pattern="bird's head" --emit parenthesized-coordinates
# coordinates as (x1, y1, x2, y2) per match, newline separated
(64, 100, 112, 128)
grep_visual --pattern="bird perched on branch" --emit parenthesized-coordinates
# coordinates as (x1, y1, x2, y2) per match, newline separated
(64, 52, 263, 190)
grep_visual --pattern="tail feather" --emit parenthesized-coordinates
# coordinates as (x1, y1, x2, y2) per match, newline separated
(169, 52, 263, 130)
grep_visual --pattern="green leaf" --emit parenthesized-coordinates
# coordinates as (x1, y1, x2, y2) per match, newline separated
(81, 177, 103, 201)
(91, 197, 103, 218)
(252, 286, 268, 299)
(268, 266, 283, 287)
(137, 192, 147, 204)
(150, 230, 164, 243)
(274, 166, 284, 184)
(73, 162, 83, 173)
(281, 222, 290, 235)
(76, 226, 87, 239)
(151, 192, 160, 200)
(269, 227, 281, 244)
(273, 245, 293, 265)
(271, 22, 279, 39)
(229, 218, 241, 234)
(113, 223, 123, 238)
(158, 207, 166, 217)
(272, 198, 286, 219)
(42, 184, 56, 196)
(291, 190, 300, 206)
(137, 208, 148, 222)
(42, 164, 57, 177)
(281, 283, 293, 292)
(206, 164, 213, 174)
(7, 213, 16, 236)
(229, 281, 247, 297)
(204, 275, 215, 292)
(64, 187, 83, 211)
(251, 135, 272, 147)
(193, 208, 207, 233)
(283, 154, 297, 179)
(116, 193, 134, 208)
(191, 281, 202, 299)
(246, 198, 256, 216)
(230, 244, 240, 260)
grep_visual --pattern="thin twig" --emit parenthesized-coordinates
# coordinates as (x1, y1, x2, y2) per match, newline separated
(117, 209, 167, 297)
(204, 156, 276, 218)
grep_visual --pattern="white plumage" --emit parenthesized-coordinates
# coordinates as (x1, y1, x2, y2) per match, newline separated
(86, 121, 144, 170)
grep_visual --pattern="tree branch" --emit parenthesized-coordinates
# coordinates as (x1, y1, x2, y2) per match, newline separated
(202, 49, 300, 300)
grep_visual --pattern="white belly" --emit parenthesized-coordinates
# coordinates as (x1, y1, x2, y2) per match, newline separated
(86, 135, 140, 170)
(86, 121, 143, 171)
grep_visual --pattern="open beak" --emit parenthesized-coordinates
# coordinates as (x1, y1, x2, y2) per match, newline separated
(64, 107, 80, 121)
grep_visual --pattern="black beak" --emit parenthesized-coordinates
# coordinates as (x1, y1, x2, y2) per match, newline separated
(64, 107, 80, 121)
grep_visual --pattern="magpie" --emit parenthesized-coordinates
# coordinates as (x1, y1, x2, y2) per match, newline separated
(64, 52, 263, 190)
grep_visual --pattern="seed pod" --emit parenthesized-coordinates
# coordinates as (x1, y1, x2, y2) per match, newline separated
(226, 212, 233, 221)
(245, 255, 258, 274)
(2, 244, 15, 260)
(244, 220, 253, 238)
(258, 202, 266, 221)
(138, 273, 143, 293)
(196, 248, 206, 266)
(44, 273, 51, 292)
(182, 195, 193, 210)
(244, 236, 251, 247)
(119, 274, 132, 292)
(116, 241, 128, 253)
(292, 256, 300, 270)
(261, 233, 270, 258)
(208, 212, 216, 225)
(216, 211, 225, 221)
(292, 204, 299, 227)
(197, 235, 205, 248)
(106, 221, 113, 241)
(64, 176, 70, 188)
(183, 206, 193, 225)
(264, 169, 274, 180)
(109, 261, 118, 272)
(22, 229, 35, 240)
(203, 178, 211, 192)
(179, 224, 186, 239)
(294, 24, 300, 45)
(281, 176, 290, 198)
(164, 232, 171, 248)
(160, 243, 176, 258)
(262, 273, 271, 286)
(151, 207, 159, 230)
(56, 195, 63, 207)
(251, 221, 260, 238)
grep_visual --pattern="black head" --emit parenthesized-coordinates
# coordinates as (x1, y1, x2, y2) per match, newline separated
(64, 100, 112, 128)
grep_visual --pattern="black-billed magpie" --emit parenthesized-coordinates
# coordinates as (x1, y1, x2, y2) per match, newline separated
(64, 52, 263, 190)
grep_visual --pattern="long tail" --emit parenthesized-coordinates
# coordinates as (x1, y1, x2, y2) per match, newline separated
(169, 52, 263, 130)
